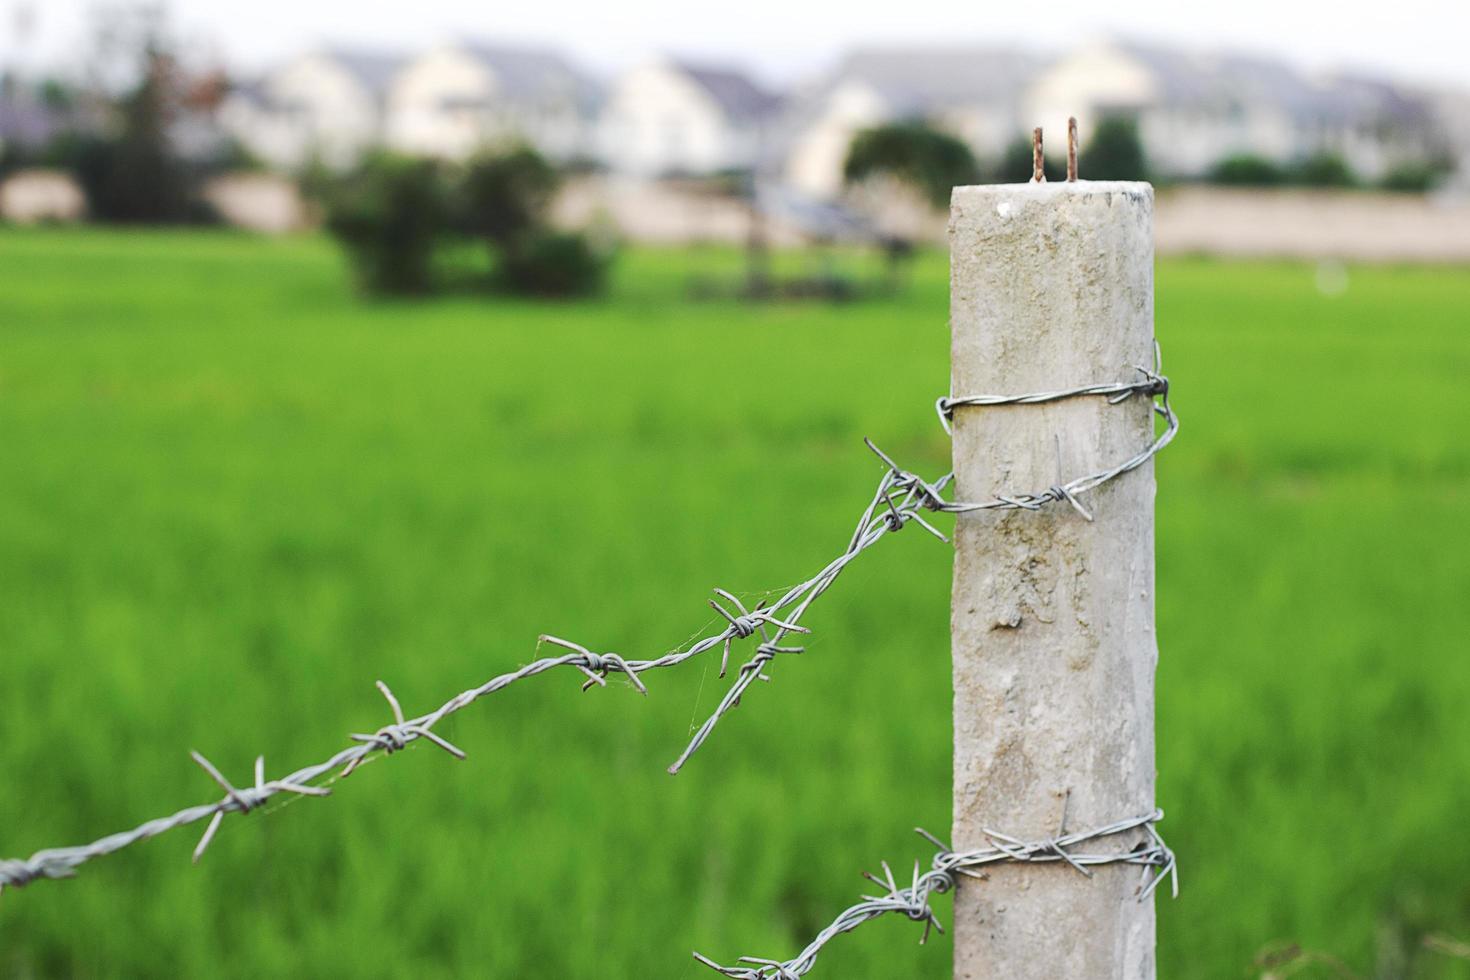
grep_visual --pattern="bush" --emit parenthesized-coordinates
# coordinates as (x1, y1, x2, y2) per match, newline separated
(1379, 161, 1451, 193)
(1080, 115, 1148, 181)
(1209, 153, 1286, 187)
(497, 230, 611, 298)
(324, 154, 448, 295)
(844, 122, 980, 208)
(456, 147, 560, 248)
(1291, 152, 1357, 188)
(319, 145, 613, 300)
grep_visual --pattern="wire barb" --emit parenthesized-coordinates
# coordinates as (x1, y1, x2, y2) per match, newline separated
(342, 680, 467, 777)
(190, 751, 330, 863)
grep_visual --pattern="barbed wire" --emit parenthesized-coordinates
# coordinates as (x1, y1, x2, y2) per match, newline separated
(0, 355, 1176, 903)
(931, 350, 1176, 522)
(624, 355, 1173, 766)
(0, 445, 949, 893)
(694, 810, 1178, 980)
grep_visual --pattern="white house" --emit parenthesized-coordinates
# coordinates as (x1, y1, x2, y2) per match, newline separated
(1024, 40, 1436, 179)
(220, 48, 404, 170)
(386, 42, 601, 162)
(1429, 89, 1470, 194)
(776, 47, 1041, 199)
(599, 59, 781, 177)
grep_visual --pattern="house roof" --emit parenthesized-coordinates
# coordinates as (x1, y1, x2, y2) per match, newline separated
(460, 41, 602, 113)
(0, 101, 63, 148)
(323, 48, 408, 96)
(825, 47, 1044, 113)
(671, 60, 782, 122)
(1112, 40, 1430, 128)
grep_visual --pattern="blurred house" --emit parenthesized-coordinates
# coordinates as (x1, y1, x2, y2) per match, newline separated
(219, 48, 405, 169)
(1428, 90, 1470, 193)
(0, 98, 63, 156)
(775, 47, 1041, 199)
(0, 76, 93, 158)
(1025, 40, 1437, 179)
(385, 42, 601, 162)
(599, 59, 781, 176)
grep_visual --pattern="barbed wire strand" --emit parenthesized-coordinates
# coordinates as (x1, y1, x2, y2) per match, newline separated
(694, 810, 1178, 980)
(0, 451, 943, 893)
(931, 350, 1177, 522)
(0, 356, 1174, 898)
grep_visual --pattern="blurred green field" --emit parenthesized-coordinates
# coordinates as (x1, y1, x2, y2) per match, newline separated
(0, 228, 1468, 979)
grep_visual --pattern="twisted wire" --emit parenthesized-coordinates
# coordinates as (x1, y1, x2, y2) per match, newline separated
(933, 351, 1177, 522)
(694, 811, 1178, 980)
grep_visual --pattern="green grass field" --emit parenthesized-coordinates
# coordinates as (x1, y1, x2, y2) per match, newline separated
(1, 228, 1467, 978)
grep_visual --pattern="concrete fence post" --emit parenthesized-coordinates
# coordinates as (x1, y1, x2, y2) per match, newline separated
(949, 172, 1158, 978)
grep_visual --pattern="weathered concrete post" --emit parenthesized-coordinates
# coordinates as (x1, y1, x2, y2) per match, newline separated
(949, 174, 1158, 978)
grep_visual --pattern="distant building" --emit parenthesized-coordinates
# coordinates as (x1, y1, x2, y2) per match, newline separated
(1025, 40, 1437, 180)
(0, 77, 92, 156)
(219, 48, 405, 170)
(386, 42, 601, 162)
(0, 100, 64, 155)
(775, 47, 1041, 199)
(1429, 90, 1470, 193)
(599, 59, 781, 177)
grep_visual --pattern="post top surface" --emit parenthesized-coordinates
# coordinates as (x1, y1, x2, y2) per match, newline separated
(952, 181, 1153, 204)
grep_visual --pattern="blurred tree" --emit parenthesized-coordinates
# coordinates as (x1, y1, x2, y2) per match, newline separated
(324, 153, 449, 295)
(38, 77, 76, 111)
(844, 121, 977, 288)
(72, 45, 194, 222)
(456, 146, 560, 248)
(1080, 115, 1148, 181)
(61, 5, 217, 223)
(1379, 159, 1453, 193)
(1209, 153, 1286, 186)
(844, 121, 980, 209)
(1291, 152, 1357, 188)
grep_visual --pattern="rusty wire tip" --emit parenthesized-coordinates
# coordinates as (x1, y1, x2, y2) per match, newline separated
(1067, 116, 1079, 182)
(1031, 126, 1045, 183)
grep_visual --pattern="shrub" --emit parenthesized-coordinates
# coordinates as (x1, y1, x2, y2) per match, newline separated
(1291, 152, 1357, 188)
(1209, 153, 1286, 186)
(456, 146, 560, 248)
(324, 154, 448, 295)
(497, 230, 611, 298)
(844, 122, 980, 208)
(1379, 160, 1451, 193)
(1080, 115, 1148, 181)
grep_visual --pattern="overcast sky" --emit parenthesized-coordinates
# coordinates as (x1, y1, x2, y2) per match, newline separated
(5, 0, 1469, 91)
